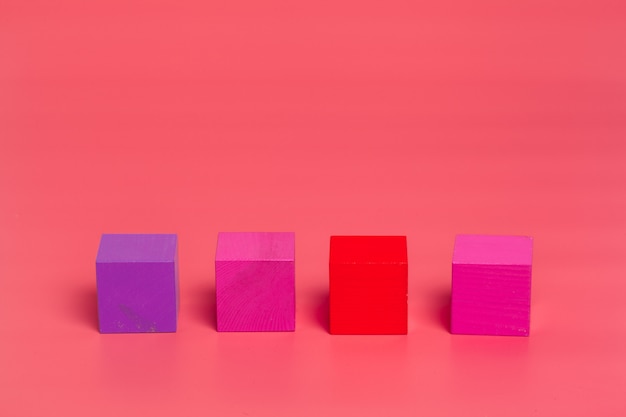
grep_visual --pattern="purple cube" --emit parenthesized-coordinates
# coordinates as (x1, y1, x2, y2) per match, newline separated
(215, 232, 295, 332)
(451, 234, 533, 336)
(96, 234, 179, 333)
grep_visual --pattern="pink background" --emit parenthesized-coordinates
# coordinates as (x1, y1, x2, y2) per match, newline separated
(1, 1, 626, 415)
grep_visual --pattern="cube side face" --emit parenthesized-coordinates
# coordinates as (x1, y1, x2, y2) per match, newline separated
(96, 261, 178, 333)
(330, 263, 408, 335)
(451, 264, 531, 336)
(216, 260, 295, 332)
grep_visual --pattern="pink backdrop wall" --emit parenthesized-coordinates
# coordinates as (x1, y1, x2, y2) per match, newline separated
(2, 1, 625, 415)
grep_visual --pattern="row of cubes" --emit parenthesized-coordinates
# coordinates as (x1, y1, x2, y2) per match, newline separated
(96, 233, 533, 336)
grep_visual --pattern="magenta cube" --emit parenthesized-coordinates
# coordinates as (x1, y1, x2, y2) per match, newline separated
(215, 232, 295, 332)
(451, 234, 533, 336)
(96, 234, 179, 333)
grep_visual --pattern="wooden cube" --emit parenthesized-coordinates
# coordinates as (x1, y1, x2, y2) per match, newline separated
(451, 234, 533, 336)
(96, 234, 179, 333)
(329, 236, 408, 335)
(215, 232, 295, 332)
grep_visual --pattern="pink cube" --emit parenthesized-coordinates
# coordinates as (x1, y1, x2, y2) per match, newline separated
(451, 234, 533, 336)
(215, 232, 295, 332)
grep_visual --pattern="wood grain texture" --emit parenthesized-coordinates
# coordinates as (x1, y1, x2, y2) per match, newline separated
(215, 232, 295, 332)
(95, 234, 179, 333)
(329, 236, 408, 335)
(451, 234, 533, 336)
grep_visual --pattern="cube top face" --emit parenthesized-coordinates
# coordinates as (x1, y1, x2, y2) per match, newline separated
(330, 236, 407, 265)
(97, 234, 177, 263)
(216, 232, 295, 262)
(453, 234, 532, 266)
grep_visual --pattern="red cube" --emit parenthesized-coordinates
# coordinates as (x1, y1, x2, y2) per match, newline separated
(329, 236, 408, 335)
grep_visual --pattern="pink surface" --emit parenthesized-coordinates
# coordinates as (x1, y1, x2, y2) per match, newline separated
(2, 1, 626, 416)
(215, 232, 295, 331)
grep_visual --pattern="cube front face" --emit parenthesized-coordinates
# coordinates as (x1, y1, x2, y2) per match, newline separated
(215, 232, 295, 332)
(329, 236, 408, 335)
(451, 235, 532, 336)
(96, 234, 179, 334)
